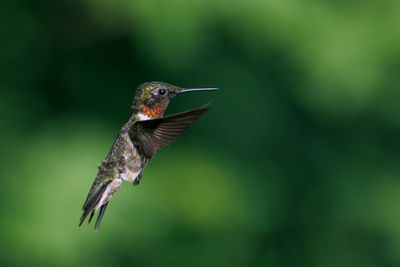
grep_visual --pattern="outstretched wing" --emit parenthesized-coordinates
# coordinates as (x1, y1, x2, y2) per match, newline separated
(130, 106, 209, 159)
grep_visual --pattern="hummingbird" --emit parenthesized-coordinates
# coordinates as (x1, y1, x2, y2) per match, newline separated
(79, 81, 217, 231)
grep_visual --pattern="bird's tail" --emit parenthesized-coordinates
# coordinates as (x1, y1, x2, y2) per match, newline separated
(79, 182, 111, 231)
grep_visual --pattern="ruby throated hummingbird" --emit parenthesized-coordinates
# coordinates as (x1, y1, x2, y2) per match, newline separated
(79, 81, 217, 231)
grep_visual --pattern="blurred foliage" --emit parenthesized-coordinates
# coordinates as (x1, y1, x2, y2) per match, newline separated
(1, 0, 400, 266)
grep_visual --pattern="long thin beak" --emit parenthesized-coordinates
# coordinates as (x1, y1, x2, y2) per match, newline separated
(178, 88, 218, 94)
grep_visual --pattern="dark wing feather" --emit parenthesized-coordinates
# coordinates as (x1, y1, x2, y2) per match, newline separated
(130, 106, 209, 158)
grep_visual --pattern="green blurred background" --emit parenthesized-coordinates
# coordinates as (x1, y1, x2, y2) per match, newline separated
(1, 0, 400, 266)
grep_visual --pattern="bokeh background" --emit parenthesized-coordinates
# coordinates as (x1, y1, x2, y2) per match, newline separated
(1, 0, 400, 266)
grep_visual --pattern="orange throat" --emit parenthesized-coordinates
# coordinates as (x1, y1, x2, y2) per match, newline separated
(139, 102, 168, 119)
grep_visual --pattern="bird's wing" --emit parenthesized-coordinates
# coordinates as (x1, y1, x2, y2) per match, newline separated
(130, 106, 209, 159)
(79, 164, 119, 231)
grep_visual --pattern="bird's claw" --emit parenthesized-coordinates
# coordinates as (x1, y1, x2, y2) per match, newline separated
(133, 172, 142, 186)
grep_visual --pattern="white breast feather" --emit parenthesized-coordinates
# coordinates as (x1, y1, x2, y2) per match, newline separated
(120, 170, 140, 182)
(137, 113, 152, 121)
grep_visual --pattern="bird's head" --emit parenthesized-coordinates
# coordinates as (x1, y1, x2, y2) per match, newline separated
(132, 81, 217, 120)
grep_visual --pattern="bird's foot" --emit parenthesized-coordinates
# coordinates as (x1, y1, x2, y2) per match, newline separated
(133, 172, 142, 186)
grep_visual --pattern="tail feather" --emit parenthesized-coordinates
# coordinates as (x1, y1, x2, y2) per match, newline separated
(95, 202, 109, 231)
(80, 177, 122, 231)
(88, 210, 95, 224)
(79, 183, 109, 227)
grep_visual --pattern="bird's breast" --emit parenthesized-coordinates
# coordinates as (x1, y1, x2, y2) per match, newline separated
(120, 169, 141, 182)
(119, 132, 143, 182)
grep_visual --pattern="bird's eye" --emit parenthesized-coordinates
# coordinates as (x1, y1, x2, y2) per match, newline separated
(159, 88, 166, 95)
